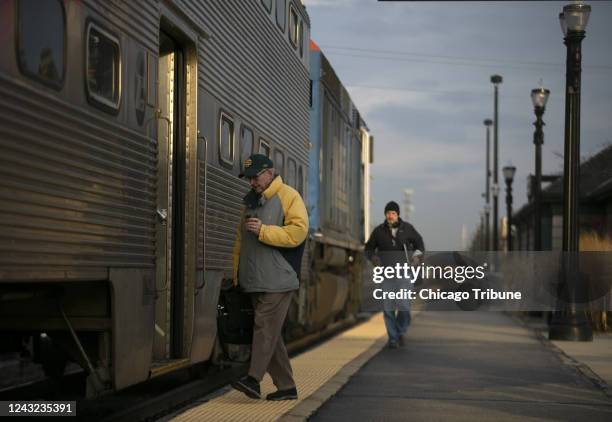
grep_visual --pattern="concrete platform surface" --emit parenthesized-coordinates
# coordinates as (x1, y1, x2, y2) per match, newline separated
(310, 311, 612, 422)
(552, 333, 612, 387)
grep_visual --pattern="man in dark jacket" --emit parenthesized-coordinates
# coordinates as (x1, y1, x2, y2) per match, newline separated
(365, 201, 425, 348)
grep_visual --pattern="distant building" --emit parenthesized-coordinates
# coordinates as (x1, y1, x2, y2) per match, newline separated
(513, 144, 612, 250)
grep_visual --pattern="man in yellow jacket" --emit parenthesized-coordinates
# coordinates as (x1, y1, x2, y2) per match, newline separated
(231, 154, 308, 401)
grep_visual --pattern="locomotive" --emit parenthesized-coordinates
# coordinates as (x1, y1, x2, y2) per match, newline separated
(0, 0, 372, 396)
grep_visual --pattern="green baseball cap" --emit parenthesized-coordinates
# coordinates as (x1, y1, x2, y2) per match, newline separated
(239, 154, 274, 178)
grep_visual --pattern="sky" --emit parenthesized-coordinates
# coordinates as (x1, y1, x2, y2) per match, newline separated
(302, 0, 612, 251)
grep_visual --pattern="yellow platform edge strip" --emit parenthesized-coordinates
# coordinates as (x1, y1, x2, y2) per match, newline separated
(170, 313, 387, 422)
(280, 336, 387, 421)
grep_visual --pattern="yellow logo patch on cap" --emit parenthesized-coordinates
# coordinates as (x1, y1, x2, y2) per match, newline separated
(244, 159, 252, 168)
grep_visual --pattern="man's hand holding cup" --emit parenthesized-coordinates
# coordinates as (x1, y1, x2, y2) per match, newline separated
(244, 214, 262, 236)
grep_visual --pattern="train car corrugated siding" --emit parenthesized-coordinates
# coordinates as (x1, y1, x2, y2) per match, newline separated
(175, 0, 310, 165)
(0, 74, 157, 273)
(203, 165, 245, 273)
(82, 0, 159, 54)
(200, 1, 310, 163)
(172, 1, 310, 276)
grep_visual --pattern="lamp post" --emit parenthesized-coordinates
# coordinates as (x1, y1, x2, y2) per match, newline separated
(480, 209, 486, 250)
(503, 165, 516, 251)
(490, 75, 502, 251)
(531, 86, 550, 251)
(484, 119, 493, 250)
(484, 203, 491, 250)
(549, 1, 593, 341)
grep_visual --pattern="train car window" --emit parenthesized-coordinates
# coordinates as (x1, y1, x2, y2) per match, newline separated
(261, 0, 272, 13)
(86, 24, 121, 111)
(297, 165, 304, 196)
(17, 0, 65, 89)
(298, 20, 304, 57)
(276, 0, 286, 31)
(274, 149, 285, 178)
(240, 125, 254, 171)
(289, 5, 298, 48)
(258, 138, 271, 158)
(219, 112, 235, 167)
(287, 158, 297, 188)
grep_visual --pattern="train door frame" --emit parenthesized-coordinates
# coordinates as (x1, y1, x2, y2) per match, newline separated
(152, 9, 199, 369)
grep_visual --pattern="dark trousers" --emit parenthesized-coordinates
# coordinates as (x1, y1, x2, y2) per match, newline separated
(248, 291, 295, 390)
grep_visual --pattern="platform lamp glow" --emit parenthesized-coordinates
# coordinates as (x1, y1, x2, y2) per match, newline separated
(502, 164, 516, 252)
(549, 1, 593, 342)
(531, 86, 550, 251)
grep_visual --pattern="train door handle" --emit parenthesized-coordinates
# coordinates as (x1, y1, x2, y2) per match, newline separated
(157, 209, 168, 225)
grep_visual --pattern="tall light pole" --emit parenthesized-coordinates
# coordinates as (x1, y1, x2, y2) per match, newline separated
(484, 119, 492, 250)
(503, 165, 516, 252)
(549, 1, 592, 341)
(491, 75, 502, 251)
(480, 210, 486, 250)
(531, 86, 550, 251)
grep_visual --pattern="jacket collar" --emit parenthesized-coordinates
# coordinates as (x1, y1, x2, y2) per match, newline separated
(263, 175, 283, 200)
(384, 217, 403, 229)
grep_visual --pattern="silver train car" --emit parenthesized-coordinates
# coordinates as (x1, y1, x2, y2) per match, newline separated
(0, 0, 314, 395)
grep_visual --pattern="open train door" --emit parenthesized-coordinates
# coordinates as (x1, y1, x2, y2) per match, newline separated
(152, 9, 218, 376)
(152, 15, 199, 375)
(153, 28, 187, 371)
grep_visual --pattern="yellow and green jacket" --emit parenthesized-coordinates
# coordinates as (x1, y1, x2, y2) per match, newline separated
(232, 176, 308, 292)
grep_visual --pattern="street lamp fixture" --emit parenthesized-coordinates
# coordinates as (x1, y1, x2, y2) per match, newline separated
(549, 0, 593, 342)
(531, 86, 550, 251)
(560, 2, 591, 34)
(531, 87, 550, 109)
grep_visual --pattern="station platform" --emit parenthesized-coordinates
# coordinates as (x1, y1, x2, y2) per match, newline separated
(311, 311, 612, 422)
(167, 313, 389, 422)
(166, 310, 612, 422)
